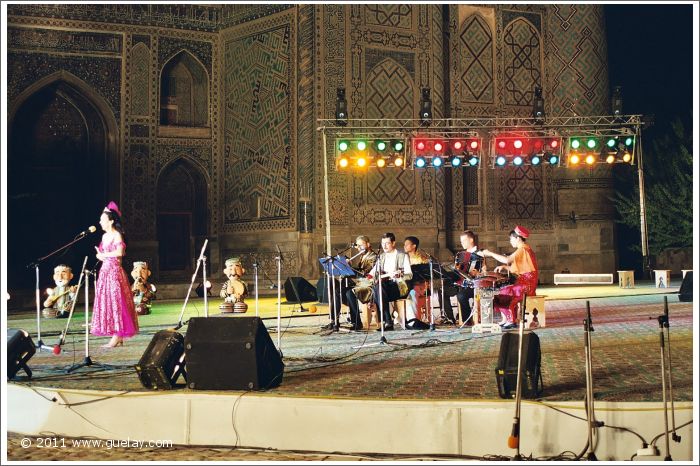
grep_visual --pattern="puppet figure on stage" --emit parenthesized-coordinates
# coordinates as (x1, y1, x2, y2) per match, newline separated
(131, 261, 156, 315)
(220, 257, 249, 313)
(43, 264, 77, 318)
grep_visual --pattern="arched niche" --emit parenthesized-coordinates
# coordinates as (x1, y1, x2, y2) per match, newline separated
(8, 72, 119, 289)
(159, 50, 209, 130)
(155, 158, 208, 276)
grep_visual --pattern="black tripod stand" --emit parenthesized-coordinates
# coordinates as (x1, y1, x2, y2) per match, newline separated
(654, 296, 681, 460)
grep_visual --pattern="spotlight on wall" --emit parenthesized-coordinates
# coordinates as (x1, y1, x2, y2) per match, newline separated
(335, 87, 348, 126)
(419, 88, 432, 126)
(532, 86, 545, 123)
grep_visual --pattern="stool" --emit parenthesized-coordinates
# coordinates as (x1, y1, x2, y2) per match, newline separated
(617, 270, 635, 288)
(654, 269, 671, 288)
(361, 303, 379, 331)
(525, 295, 546, 329)
(682, 269, 692, 279)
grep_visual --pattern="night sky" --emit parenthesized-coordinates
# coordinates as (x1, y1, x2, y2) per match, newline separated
(605, 4, 694, 125)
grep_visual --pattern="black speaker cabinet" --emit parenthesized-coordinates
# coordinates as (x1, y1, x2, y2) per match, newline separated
(495, 331, 543, 399)
(284, 277, 317, 303)
(185, 317, 284, 390)
(7, 329, 35, 380)
(679, 271, 693, 302)
(136, 329, 186, 390)
(316, 276, 328, 304)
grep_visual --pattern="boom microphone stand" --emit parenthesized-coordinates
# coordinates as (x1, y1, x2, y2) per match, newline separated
(275, 244, 283, 356)
(583, 301, 598, 460)
(655, 296, 681, 460)
(26, 226, 97, 350)
(252, 255, 260, 317)
(175, 239, 208, 329)
(507, 293, 528, 460)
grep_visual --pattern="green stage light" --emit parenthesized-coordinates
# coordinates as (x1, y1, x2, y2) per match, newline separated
(393, 140, 404, 151)
(625, 137, 633, 146)
(357, 140, 367, 151)
(587, 139, 597, 149)
(338, 141, 349, 152)
(376, 141, 387, 151)
(571, 139, 581, 149)
(607, 138, 616, 148)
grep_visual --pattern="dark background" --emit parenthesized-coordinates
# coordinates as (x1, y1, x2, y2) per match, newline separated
(605, 4, 694, 273)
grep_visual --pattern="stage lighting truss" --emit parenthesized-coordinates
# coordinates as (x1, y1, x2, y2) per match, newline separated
(565, 131, 636, 167)
(411, 135, 483, 169)
(491, 134, 563, 168)
(335, 137, 407, 170)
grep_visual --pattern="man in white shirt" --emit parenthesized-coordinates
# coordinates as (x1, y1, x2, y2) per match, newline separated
(453, 230, 483, 325)
(368, 232, 413, 331)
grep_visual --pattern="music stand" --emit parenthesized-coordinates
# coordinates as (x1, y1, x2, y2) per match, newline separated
(319, 255, 356, 330)
(411, 262, 452, 332)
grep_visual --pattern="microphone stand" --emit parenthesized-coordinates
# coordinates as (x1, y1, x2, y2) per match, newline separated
(275, 244, 283, 357)
(175, 239, 208, 329)
(53, 257, 87, 354)
(508, 293, 527, 460)
(252, 255, 260, 317)
(26, 230, 95, 351)
(655, 296, 681, 460)
(583, 301, 598, 460)
(354, 259, 389, 349)
(67, 260, 110, 372)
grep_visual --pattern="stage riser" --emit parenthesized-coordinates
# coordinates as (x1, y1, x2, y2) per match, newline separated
(8, 385, 693, 460)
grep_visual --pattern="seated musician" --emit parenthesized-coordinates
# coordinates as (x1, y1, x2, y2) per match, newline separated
(481, 225, 538, 330)
(342, 235, 377, 331)
(364, 232, 412, 331)
(453, 230, 484, 326)
(403, 236, 431, 324)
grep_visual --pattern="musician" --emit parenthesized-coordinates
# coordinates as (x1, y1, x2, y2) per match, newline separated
(403, 236, 431, 325)
(453, 230, 483, 325)
(403, 236, 430, 265)
(341, 235, 377, 330)
(481, 225, 538, 330)
(365, 232, 412, 331)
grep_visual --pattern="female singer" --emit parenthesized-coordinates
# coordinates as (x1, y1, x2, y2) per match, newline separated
(91, 201, 139, 347)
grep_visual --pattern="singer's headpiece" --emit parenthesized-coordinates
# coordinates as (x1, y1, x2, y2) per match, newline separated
(104, 201, 122, 218)
(513, 225, 530, 239)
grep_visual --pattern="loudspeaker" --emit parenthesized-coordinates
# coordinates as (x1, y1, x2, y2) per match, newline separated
(7, 329, 35, 380)
(185, 317, 284, 390)
(495, 331, 543, 399)
(679, 271, 693, 302)
(284, 277, 317, 303)
(419, 88, 432, 125)
(335, 87, 348, 126)
(316, 276, 328, 304)
(135, 329, 186, 390)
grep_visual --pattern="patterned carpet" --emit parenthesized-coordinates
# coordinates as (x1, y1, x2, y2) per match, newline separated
(8, 293, 694, 402)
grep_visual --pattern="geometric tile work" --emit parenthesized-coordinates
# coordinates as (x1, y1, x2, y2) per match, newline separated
(129, 42, 149, 116)
(548, 4, 608, 115)
(364, 4, 413, 29)
(503, 18, 542, 106)
(222, 14, 296, 231)
(459, 14, 494, 103)
(499, 165, 545, 220)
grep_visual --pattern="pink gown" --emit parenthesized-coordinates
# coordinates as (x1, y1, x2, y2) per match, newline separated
(91, 238, 139, 338)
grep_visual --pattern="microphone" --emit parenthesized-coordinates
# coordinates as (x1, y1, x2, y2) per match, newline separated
(53, 344, 62, 355)
(79, 226, 97, 236)
(275, 244, 283, 262)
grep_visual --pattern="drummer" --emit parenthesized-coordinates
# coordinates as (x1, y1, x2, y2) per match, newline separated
(453, 230, 483, 325)
(481, 225, 538, 330)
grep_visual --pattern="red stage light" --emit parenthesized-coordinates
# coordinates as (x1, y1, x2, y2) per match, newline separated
(469, 140, 479, 150)
(497, 140, 507, 149)
(550, 139, 559, 149)
(416, 141, 426, 151)
(533, 139, 544, 151)
(434, 142, 443, 152)
(453, 141, 463, 150)
(514, 139, 523, 149)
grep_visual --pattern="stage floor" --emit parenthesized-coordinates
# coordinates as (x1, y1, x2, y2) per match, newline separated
(7, 283, 693, 402)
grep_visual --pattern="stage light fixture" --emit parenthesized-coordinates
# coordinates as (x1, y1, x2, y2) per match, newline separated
(376, 158, 386, 168)
(622, 151, 632, 163)
(549, 139, 559, 149)
(496, 156, 507, 166)
(612, 86, 623, 116)
(625, 136, 633, 147)
(532, 139, 544, 152)
(434, 142, 443, 152)
(376, 141, 387, 151)
(394, 156, 404, 167)
(357, 140, 367, 151)
(531, 155, 542, 165)
(571, 139, 581, 150)
(415, 157, 426, 168)
(335, 87, 348, 126)
(419, 88, 432, 125)
(358, 157, 369, 167)
(416, 140, 426, 151)
(513, 156, 523, 166)
(513, 139, 523, 150)
(586, 139, 597, 149)
(432, 157, 443, 167)
(450, 156, 462, 167)
(532, 86, 545, 123)
(547, 154, 559, 165)
(338, 157, 349, 168)
(469, 140, 479, 150)
(606, 138, 616, 148)
(585, 154, 596, 165)
(468, 156, 479, 166)
(393, 140, 404, 151)
(569, 154, 581, 165)
(605, 153, 616, 164)
(497, 140, 507, 150)
(338, 140, 349, 152)
(453, 141, 463, 150)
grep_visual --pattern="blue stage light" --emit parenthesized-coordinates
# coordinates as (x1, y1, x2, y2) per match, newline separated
(468, 156, 479, 166)
(531, 155, 541, 166)
(496, 156, 506, 166)
(450, 156, 462, 167)
(432, 157, 443, 167)
(415, 157, 426, 168)
(548, 154, 559, 165)
(513, 156, 523, 166)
